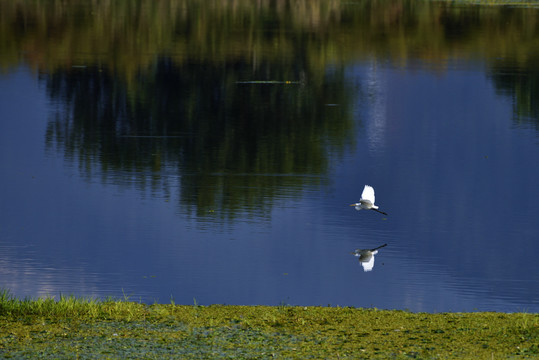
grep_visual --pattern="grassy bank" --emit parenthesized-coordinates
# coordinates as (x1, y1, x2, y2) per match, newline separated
(0, 291, 537, 358)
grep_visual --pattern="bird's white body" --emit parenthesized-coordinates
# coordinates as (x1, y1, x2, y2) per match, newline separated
(351, 185, 387, 215)
(351, 244, 387, 272)
(351, 249, 378, 272)
(356, 185, 378, 210)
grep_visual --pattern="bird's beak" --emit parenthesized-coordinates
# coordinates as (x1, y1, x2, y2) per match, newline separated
(349, 204, 356, 206)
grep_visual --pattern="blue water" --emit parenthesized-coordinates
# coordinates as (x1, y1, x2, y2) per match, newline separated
(1, 60, 538, 313)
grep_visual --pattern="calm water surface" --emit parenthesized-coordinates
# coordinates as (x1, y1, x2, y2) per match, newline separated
(0, 1, 538, 313)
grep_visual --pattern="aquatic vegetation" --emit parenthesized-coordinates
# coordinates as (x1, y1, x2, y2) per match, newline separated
(0, 291, 537, 358)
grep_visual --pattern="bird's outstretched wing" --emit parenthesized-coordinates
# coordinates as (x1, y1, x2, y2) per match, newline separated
(361, 185, 375, 204)
(360, 254, 375, 272)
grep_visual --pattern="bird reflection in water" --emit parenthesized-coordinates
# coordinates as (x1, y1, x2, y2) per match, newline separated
(350, 244, 387, 272)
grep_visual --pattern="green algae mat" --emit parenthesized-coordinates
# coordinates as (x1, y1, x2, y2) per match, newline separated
(0, 293, 537, 359)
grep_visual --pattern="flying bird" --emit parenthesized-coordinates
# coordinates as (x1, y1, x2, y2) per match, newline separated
(350, 244, 387, 272)
(350, 185, 387, 216)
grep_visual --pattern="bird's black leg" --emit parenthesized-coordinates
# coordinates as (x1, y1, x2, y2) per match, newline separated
(370, 244, 388, 251)
(372, 208, 388, 216)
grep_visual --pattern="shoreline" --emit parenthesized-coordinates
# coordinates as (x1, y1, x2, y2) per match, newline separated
(1, 291, 537, 358)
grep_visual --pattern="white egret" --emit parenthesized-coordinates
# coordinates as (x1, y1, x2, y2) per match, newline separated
(350, 244, 387, 272)
(350, 185, 387, 216)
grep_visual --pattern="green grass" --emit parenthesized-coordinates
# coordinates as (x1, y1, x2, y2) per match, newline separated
(0, 290, 537, 359)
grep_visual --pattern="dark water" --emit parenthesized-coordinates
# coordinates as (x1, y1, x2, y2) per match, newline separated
(1, 1, 538, 313)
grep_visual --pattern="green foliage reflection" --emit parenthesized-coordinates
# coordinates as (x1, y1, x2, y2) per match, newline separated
(43, 61, 355, 220)
(1, 0, 538, 123)
(1, 0, 538, 218)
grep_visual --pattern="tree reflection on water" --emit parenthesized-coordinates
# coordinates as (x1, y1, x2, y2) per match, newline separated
(1, 0, 537, 218)
(43, 60, 355, 219)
